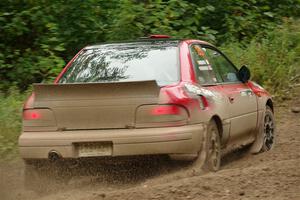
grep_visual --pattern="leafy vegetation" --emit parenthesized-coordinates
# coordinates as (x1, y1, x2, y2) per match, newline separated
(0, 88, 28, 159)
(222, 19, 300, 98)
(0, 1, 299, 159)
(1, 0, 299, 92)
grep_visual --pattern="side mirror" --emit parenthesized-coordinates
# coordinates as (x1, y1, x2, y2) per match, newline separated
(238, 65, 251, 83)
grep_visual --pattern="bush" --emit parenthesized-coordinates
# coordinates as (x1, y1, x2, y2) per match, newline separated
(1, 1, 299, 92)
(0, 88, 28, 159)
(222, 19, 300, 99)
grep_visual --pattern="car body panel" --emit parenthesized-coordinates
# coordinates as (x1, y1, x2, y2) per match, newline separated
(19, 123, 205, 158)
(218, 83, 257, 140)
(31, 80, 160, 130)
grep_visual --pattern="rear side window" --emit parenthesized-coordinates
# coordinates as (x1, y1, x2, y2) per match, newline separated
(203, 48, 239, 83)
(190, 44, 239, 85)
(59, 41, 180, 86)
(190, 45, 219, 85)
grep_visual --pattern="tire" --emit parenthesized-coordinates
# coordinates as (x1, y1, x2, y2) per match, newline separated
(193, 120, 221, 172)
(250, 106, 275, 153)
(204, 120, 221, 171)
(260, 106, 275, 152)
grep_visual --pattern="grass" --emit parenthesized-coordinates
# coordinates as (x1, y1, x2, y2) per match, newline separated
(0, 88, 28, 160)
(222, 19, 300, 99)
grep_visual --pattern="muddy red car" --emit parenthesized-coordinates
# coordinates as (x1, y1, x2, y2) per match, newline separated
(19, 35, 275, 177)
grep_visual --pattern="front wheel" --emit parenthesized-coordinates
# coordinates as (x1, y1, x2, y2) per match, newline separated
(250, 106, 275, 153)
(261, 106, 275, 152)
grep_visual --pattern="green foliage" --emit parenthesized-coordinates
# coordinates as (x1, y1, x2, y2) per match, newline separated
(1, 0, 299, 92)
(0, 0, 115, 91)
(0, 88, 28, 159)
(107, 0, 218, 41)
(222, 19, 300, 99)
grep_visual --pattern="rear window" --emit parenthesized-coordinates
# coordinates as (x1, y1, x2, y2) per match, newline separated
(59, 41, 180, 86)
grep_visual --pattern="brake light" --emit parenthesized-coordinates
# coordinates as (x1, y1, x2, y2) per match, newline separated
(23, 110, 41, 120)
(22, 108, 56, 131)
(136, 104, 188, 128)
(151, 105, 180, 115)
(149, 34, 171, 39)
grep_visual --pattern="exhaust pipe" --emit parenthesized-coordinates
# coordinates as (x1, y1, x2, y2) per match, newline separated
(48, 150, 61, 162)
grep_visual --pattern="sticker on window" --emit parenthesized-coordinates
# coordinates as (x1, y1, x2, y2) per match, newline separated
(198, 65, 213, 71)
(193, 46, 205, 57)
(197, 60, 208, 65)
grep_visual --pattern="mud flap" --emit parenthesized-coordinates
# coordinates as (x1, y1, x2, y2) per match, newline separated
(191, 125, 209, 172)
(249, 109, 265, 154)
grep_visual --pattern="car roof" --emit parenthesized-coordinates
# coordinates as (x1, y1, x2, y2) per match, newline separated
(85, 38, 215, 49)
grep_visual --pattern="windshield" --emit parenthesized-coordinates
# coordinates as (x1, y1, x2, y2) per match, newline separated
(59, 41, 180, 86)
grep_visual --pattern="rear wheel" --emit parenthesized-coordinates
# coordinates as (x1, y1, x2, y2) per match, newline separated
(204, 121, 221, 171)
(193, 120, 221, 172)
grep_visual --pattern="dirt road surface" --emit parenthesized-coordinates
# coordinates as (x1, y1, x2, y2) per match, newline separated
(1, 95, 299, 200)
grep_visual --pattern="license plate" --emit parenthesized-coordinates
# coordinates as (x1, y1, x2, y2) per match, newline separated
(77, 142, 112, 157)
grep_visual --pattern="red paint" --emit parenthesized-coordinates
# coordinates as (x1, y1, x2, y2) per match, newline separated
(148, 34, 171, 39)
(160, 83, 203, 116)
(178, 41, 196, 82)
(200, 95, 209, 108)
(23, 93, 35, 109)
(54, 48, 85, 83)
(247, 81, 270, 97)
(23, 110, 41, 120)
(151, 105, 180, 115)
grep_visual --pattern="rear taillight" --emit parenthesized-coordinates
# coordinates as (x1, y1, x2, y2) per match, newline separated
(22, 93, 57, 131)
(23, 110, 41, 120)
(151, 105, 181, 115)
(136, 104, 189, 128)
(22, 108, 56, 131)
(23, 93, 40, 120)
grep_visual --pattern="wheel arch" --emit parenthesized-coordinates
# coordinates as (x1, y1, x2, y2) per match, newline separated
(266, 99, 274, 113)
(211, 115, 223, 138)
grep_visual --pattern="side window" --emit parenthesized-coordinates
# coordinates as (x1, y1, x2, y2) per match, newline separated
(190, 45, 220, 85)
(203, 48, 239, 83)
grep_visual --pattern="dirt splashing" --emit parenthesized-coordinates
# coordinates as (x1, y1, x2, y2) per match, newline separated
(1, 96, 300, 200)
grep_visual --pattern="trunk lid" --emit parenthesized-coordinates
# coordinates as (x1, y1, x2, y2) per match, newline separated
(33, 80, 160, 130)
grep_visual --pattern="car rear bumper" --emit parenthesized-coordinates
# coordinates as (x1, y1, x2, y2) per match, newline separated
(19, 124, 205, 159)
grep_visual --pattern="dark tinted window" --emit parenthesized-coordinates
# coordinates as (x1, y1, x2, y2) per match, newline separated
(203, 48, 239, 83)
(59, 41, 180, 86)
(190, 45, 219, 85)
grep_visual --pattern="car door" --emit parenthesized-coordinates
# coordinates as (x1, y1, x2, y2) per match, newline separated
(202, 46, 258, 143)
(189, 44, 231, 145)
